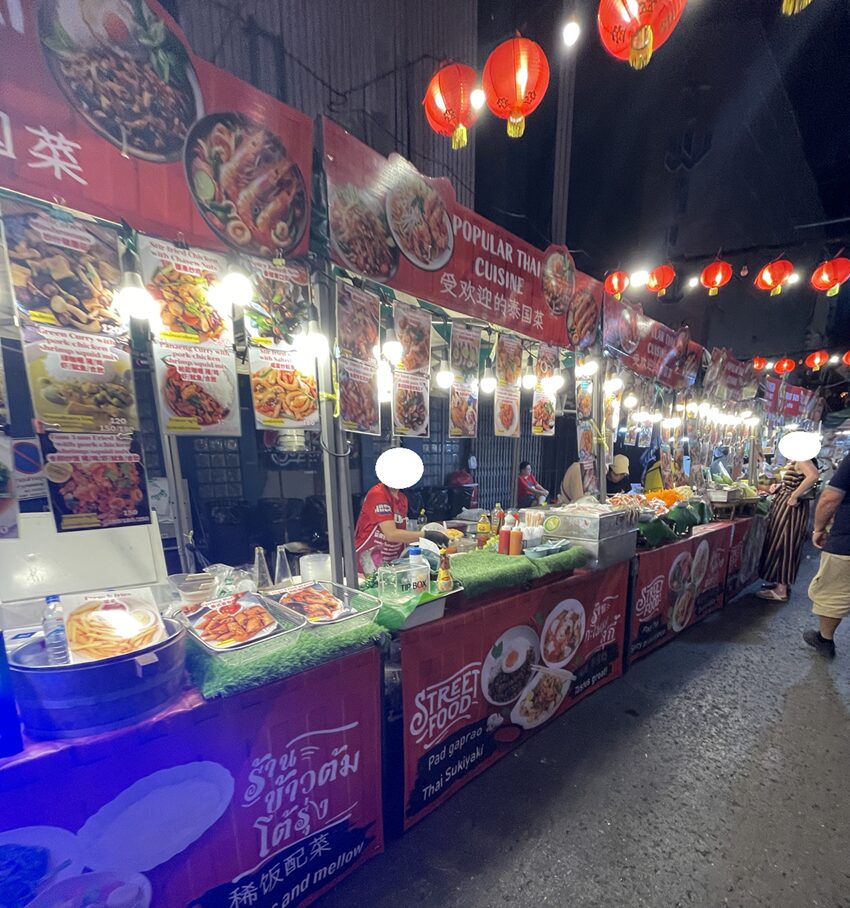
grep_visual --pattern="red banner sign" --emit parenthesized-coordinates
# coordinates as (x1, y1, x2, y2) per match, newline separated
(0, 647, 383, 907)
(762, 376, 818, 420)
(602, 294, 705, 389)
(400, 565, 629, 829)
(705, 347, 759, 401)
(322, 118, 600, 347)
(725, 516, 767, 601)
(629, 523, 733, 663)
(0, 1, 313, 256)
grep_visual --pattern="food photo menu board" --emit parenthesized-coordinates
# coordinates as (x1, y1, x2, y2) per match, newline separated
(494, 334, 521, 438)
(392, 302, 431, 438)
(336, 281, 380, 436)
(140, 235, 241, 437)
(448, 324, 480, 439)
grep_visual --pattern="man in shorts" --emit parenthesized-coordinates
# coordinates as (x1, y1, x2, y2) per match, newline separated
(805, 451, 850, 657)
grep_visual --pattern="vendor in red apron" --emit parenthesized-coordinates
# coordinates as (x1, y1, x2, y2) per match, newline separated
(354, 448, 447, 572)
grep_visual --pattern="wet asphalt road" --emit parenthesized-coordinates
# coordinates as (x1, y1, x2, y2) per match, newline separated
(321, 548, 850, 908)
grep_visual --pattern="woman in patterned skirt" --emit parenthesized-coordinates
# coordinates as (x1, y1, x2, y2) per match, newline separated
(757, 458, 820, 601)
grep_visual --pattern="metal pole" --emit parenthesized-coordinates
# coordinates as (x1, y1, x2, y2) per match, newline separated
(595, 369, 607, 502)
(313, 269, 344, 585)
(551, 4, 577, 246)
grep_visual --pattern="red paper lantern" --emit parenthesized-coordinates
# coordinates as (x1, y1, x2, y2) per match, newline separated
(755, 260, 793, 296)
(604, 270, 629, 299)
(647, 264, 676, 296)
(810, 257, 850, 297)
(752, 356, 767, 372)
(700, 260, 733, 296)
(482, 37, 550, 138)
(843, 351, 850, 368)
(597, 0, 687, 70)
(805, 350, 829, 371)
(423, 64, 480, 151)
(774, 357, 795, 375)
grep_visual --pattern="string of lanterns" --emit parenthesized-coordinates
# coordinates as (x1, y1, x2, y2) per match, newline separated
(751, 350, 850, 375)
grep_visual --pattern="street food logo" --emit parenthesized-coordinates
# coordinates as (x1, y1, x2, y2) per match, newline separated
(636, 574, 664, 620)
(409, 661, 482, 751)
(586, 594, 620, 647)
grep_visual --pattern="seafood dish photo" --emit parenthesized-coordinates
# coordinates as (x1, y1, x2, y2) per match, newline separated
(386, 173, 453, 270)
(496, 339, 522, 385)
(578, 426, 594, 459)
(186, 113, 307, 256)
(541, 600, 586, 668)
(3, 210, 123, 333)
(339, 369, 379, 433)
(34, 369, 136, 430)
(53, 461, 147, 526)
(567, 285, 599, 348)
(147, 265, 225, 342)
(576, 385, 593, 418)
(245, 274, 310, 344)
(668, 550, 693, 593)
(396, 310, 430, 372)
(395, 388, 428, 433)
(542, 250, 575, 315)
(532, 397, 556, 433)
(38, 0, 201, 161)
(330, 184, 398, 279)
(512, 671, 570, 729)
(337, 289, 380, 361)
(162, 362, 231, 427)
(535, 345, 558, 380)
(450, 386, 477, 436)
(193, 597, 278, 648)
(251, 366, 317, 423)
(276, 583, 347, 623)
(498, 399, 517, 434)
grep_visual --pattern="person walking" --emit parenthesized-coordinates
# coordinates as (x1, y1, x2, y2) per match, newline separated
(756, 457, 820, 601)
(804, 452, 850, 657)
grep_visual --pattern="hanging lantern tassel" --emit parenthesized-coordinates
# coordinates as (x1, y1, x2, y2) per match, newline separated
(630, 24, 654, 70)
(781, 0, 813, 15)
(508, 112, 525, 138)
(451, 124, 468, 150)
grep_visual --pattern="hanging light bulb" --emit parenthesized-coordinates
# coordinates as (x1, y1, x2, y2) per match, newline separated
(542, 371, 565, 394)
(630, 269, 650, 288)
(623, 393, 638, 409)
(303, 304, 329, 360)
(218, 263, 254, 308)
(578, 358, 599, 377)
(674, 401, 686, 412)
(740, 409, 753, 419)
(698, 402, 711, 417)
(686, 402, 698, 416)
(115, 269, 154, 321)
(480, 361, 497, 394)
(377, 360, 393, 402)
(521, 353, 537, 390)
(562, 19, 581, 46)
(435, 348, 454, 389)
(745, 416, 761, 428)
(603, 375, 624, 393)
(650, 412, 663, 423)
(382, 327, 403, 364)
(470, 88, 486, 110)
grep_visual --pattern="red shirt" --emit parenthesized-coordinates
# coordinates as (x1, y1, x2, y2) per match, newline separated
(354, 484, 409, 568)
(517, 471, 539, 500)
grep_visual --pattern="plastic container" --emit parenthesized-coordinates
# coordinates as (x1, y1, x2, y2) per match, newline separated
(499, 515, 514, 555)
(378, 562, 431, 605)
(299, 553, 332, 582)
(168, 572, 217, 604)
(274, 581, 382, 639)
(9, 619, 186, 739)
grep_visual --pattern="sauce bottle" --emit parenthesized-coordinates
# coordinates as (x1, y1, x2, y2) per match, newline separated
(509, 516, 524, 556)
(498, 514, 514, 555)
(436, 548, 454, 593)
(476, 512, 491, 548)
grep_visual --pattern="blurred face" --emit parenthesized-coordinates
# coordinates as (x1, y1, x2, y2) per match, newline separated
(521, 465, 531, 476)
(609, 468, 627, 483)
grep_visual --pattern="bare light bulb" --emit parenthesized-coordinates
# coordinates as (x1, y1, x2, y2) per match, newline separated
(623, 393, 638, 409)
(562, 19, 581, 46)
(378, 361, 393, 402)
(631, 269, 650, 288)
(521, 354, 536, 390)
(382, 328, 403, 365)
(115, 271, 154, 321)
(603, 376, 624, 393)
(480, 363, 497, 394)
(219, 266, 254, 307)
(543, 372, 565, 393)
(470, 88, 486, 110)
(435, 350, 454, 389)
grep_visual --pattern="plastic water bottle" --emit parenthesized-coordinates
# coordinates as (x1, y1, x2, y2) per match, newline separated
(408, 545, 425, 567)
(0, 632, 23, 756)
(42, 595, 70, 666)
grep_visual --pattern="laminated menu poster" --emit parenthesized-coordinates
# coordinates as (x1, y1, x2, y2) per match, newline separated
(243, 258, 312, 347)
(448, 324, 481, 438)
(628, 523, 733, 664)
(392, 302, 431, 437)
(40, 432, 151, 533)
(336, 281, 380, 436)
(400, 563, 629, 829)
(494, 334, 521, 438)
(0, 434, 19, 539)
(535, 342, 560, 383)
(531, 386, 556, 436)
(248, 345, 319, 431)
(21, 324, 138, 433)
(494, 385, 519, 438)
(0, 647, 382, 908)
(0, 198, 125, 336)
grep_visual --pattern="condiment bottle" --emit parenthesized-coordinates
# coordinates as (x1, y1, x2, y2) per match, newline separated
(492, 503, 504, 537)
(476, 512, 491, 548)
(509, 517, 523, 556)
(498, 514, 514, 555)
(436, 548, 454, 592)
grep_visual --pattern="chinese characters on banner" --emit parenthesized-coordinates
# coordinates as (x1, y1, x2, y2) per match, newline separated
(0, 1, 313, 256)
(392, 302, 431, 438)
(448, 324, 480, 438)
(244, 259, 318, 431)
(322, 117, 586, 348)
(140, 236, 241, 437)
(0, 434, 19, 539)
(493, 334, 521, 438)
(39, 431, 151, 533)
(336, 281, 380, 436)
(602, 294, 704, 389)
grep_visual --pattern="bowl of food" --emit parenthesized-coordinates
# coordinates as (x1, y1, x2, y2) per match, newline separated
(480, 625, 539, 706)
(386, 173, 453, 271)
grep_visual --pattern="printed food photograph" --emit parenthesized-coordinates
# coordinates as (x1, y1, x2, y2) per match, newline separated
(244, 273, 310, 345)
(450, 386, 477, 436)
(498, 398, 517, 434)
(66, 597, 163, 661)
(450, 330, 480, 380)
(251, 365, 317, 423)
(38, 0, 202, 162)
(193, 599, 278, 648)
(668, 550, 694, 593)
(691, 539, 710, 588)
(185, 112, 307, 257)
(578, 425, 594, 459)
(394, 387, 428, 434)
(330, 184, 398, 279)
(386, 173, 453, 270)
(49, 460, 148, 528)
(276, 583, 347, 623)
(541, 599, 586, 668)
(337, 288, 379, 361)
(567, 284, 598, 348)
(162, 361, 232, 427)
(511, 671, 570, 729)
(617, 304, 641, 354)
(576, 384, 592, 418)
(339, 367, 379, 433)
(481, 626, 540, 707)
(535, 345, 558, 380)
(0, 827, 83, 908)
(496, 337, 522, 386)
(3, 209, 123, 333)
(541, 250, 575, 315)
(670, 587, 696, 632)
(147, 264, 225, 343)
(395, 309, 430, 372)
(532, 397, 555, 433)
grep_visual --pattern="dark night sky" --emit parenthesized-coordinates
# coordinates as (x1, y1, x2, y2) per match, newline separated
(476, 0, 850, 358)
